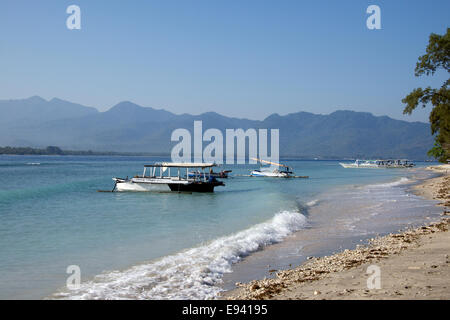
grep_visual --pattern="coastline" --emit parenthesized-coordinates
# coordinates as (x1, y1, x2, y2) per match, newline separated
(224, 164, 450, 300)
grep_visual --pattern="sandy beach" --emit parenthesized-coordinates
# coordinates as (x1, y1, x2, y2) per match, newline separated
(224, 164, 450, 300)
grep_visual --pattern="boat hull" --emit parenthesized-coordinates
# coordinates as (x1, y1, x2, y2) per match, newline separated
(168, 181, 223, 192)
(114, 180, 170, 192)
(250, 170, 291, 177)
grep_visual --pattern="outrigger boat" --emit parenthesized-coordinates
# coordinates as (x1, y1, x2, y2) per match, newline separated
(339, 159, 380, 168)
(339, 159, 415, 169)
(112, 162, 224, 192)
(249, 158, 295, 178)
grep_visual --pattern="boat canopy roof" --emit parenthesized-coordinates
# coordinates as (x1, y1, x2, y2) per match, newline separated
(144, 162, 217, 168)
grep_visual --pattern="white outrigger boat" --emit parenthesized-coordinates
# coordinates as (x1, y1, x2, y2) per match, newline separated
(250, 158, 295, 178)
(339, 159, 380, 168)
(339, 159, 415, 169)
(112, 162, 224, 192)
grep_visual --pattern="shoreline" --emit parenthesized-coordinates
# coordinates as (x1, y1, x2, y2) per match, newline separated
(223, 164, 450, 300)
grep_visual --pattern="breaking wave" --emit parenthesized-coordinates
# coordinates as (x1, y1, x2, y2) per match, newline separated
(365, 177, 410, 189)
(52, 210, 307, 300)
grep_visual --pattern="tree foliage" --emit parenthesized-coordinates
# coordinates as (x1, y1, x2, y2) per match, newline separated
(402, 28, 450, 162)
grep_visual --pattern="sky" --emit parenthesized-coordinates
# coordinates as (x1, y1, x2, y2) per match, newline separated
(0, 0, 449, 122)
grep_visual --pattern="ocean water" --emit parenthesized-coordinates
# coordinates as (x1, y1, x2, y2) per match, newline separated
(0, 156, 442, 299)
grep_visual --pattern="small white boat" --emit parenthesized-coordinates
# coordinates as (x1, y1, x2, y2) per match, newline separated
(250, 158, 295, 178)
(112, 162, 224, 192)
(340, 159, 380, 168)
(250, 168, 293, 177)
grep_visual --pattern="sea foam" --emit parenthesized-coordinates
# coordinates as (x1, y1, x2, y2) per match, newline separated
(366, 177, 410, 188)
(306, 199, 320, 207)
(52, 210, 307, 300)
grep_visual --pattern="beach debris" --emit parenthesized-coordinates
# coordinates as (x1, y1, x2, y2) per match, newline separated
(227, 218, 450, 300)
(227, 167, 450, 300)
(250, 283, 260, 291)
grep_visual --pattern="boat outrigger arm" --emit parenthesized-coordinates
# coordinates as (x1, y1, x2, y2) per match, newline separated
(251, 158, 291, 169)
(112, 162, 225, 192)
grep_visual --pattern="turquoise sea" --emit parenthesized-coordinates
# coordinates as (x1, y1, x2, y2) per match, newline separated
(0, 155, 442, 299)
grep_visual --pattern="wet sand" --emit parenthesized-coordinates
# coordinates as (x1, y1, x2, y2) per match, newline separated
(224, 164, 450, 300)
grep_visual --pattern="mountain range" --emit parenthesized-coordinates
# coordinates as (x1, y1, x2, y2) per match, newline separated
(0, 96, 434, 159)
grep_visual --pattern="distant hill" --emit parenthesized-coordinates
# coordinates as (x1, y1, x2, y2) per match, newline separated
(0, 96, 434, 159)
(0, 96, 98, 126)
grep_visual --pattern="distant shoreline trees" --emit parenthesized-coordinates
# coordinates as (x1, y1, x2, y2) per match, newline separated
(0, 146, 166, 156)
(0, 146, 92, 155)
(402, 28, 449, 163)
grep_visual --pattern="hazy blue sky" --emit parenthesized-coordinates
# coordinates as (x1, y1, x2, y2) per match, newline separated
(1, 0, 449, 122)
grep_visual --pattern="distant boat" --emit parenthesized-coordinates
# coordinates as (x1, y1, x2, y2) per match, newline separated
(340, 160, 380, 168)
(340, 159, 415, 169)
(250, 158, 295, 178)
(111, 162, 224, 192)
